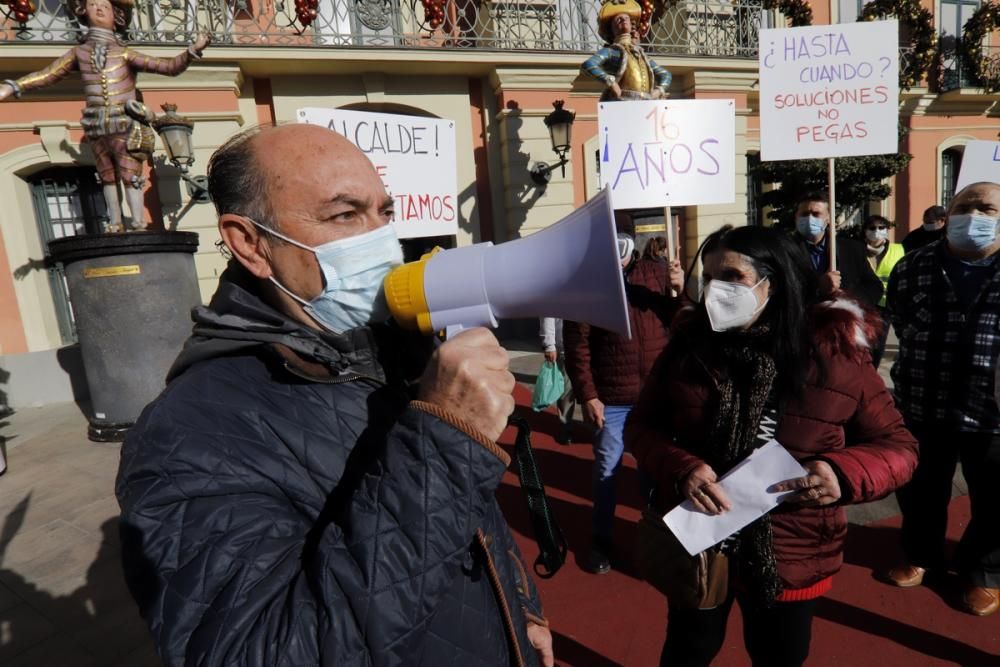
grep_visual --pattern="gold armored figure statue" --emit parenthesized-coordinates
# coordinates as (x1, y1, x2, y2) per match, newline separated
(0, 0, 210, 232)
(581, 0, 672, 101)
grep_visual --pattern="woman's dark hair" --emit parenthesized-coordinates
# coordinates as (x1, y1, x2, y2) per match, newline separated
(642, 236, 668, 260)
(681, 224, 819, 399)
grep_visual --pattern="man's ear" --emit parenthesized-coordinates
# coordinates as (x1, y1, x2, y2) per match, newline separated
(219, 214, 272, 279)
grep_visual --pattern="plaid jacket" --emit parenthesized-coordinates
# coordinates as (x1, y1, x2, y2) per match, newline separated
(888, 241, 1000, 433)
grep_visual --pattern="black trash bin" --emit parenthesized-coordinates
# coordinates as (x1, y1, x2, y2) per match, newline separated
(48, 231, 201, 442)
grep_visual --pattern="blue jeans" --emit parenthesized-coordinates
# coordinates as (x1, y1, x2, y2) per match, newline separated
(592, 404, 643, 540)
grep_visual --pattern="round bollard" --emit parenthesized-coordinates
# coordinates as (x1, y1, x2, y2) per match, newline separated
(48, 231, 200, 442)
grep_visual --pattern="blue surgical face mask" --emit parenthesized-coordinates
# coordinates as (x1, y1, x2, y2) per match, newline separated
(947, 214, 999, 253)
(251, 221, 404, 333)
(796, 215, 827, 239)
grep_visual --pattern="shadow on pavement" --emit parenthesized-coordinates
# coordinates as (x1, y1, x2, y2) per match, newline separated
(0, 497, 157, 665)
(552, 631, 622, 667)
(815, 596, 998, 667)
(497, 479, 644, 581)
(841, 522, 963, 608)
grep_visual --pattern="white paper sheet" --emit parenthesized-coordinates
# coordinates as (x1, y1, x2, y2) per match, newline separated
(663, 440, 809, 556)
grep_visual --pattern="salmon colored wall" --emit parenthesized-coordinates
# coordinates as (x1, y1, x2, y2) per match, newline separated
(897, 117, 998, 231)
(141, 90, 235, 113)
(811, 0, 831, 25)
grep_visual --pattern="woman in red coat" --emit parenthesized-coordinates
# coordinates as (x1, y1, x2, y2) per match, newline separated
(625, 225, 918, 667)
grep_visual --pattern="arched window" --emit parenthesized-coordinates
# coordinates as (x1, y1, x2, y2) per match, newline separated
(28, 167, 107, 343)
(941, 147, 963, 208)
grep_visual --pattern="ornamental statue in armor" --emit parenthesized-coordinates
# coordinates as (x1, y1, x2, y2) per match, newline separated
(0, 0, 210, 232)
(581, 0, 672, 101)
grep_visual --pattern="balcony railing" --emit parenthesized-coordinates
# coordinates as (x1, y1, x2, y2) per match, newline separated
(1, 0, 765, 58)
(938, 42, 1000, 92)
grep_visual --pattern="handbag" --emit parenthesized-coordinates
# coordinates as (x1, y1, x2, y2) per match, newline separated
(635, 389, 781, 609)
(636, 508, 729, 609)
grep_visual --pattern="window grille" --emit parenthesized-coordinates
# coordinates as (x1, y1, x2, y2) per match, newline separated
(28, 168, 108, 344)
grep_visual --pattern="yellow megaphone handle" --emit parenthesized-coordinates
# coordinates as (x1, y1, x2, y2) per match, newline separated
(383, 247, 442, 335)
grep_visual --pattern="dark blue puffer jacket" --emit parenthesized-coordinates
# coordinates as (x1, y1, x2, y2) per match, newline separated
(116, 264, 544, 667)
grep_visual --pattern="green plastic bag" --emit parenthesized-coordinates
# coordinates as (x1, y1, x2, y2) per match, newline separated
(532, 361, 566, 412)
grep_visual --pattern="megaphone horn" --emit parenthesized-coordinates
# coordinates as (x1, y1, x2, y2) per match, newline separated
(384, 187, 632, 339)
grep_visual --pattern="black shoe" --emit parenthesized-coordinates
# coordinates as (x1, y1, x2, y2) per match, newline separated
(588, 539, 612, 575)
(555, 430, 573, 446)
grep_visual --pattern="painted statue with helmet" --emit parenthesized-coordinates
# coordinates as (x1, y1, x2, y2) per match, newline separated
(582, 0, 672, 101)
(0, 0, 210, 232)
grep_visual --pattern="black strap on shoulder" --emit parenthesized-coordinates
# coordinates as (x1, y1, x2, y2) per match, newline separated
(509, 416, 568, 579)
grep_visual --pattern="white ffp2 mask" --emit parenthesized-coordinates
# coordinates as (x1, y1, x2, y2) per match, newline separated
(704, 277, 769, 332)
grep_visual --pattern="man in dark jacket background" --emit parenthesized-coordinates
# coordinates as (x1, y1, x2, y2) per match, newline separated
(792, 191, 883, 307)
(885, 181, 1000, 617)
(564, 233, 682, 574)
(116, 123, 554, 666)
(902, 204, 947, 253)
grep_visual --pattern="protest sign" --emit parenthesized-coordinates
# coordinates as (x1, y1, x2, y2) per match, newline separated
(297, 107, 458, 239)
(955, 140, 1000, 191)
(759, 20, 899, 161)
(598, 99, 736, 210)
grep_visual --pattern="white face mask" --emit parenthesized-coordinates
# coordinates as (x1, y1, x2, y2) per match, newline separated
(704, 277, 769, 332)
(865, 228, 889, 243)
(251, 221, 404, 333)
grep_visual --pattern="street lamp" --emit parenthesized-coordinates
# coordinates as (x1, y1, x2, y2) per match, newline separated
(152, 103, 211, 203)
(529, 100, 576, 186)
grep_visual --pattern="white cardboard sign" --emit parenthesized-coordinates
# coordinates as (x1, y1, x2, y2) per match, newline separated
(759, 20, 900, 161)
(297, 107, 458, 239)
(955, 140, 1000, 191)
(598, 99, 736, 210)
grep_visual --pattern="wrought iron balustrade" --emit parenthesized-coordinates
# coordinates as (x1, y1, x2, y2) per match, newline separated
(1, 0, 767, 58)
(939, 42, 1000, 92)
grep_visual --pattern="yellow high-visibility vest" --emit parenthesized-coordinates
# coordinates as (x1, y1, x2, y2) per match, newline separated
(874, 242, 905, 307)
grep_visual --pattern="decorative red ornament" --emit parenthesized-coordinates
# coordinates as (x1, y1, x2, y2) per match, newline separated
(294, 0, 318, 27)
(639, 0, 653, 39)
(421, 0, 447, 30)
(6, 0, 36, 23)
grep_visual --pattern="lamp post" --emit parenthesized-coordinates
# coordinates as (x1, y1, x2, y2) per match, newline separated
(530, 100, 576, 186)
(152, 103, 211, 203)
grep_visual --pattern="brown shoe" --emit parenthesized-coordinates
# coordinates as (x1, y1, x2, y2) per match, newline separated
(962, 586, 1000, 617)
(884, 564, 926, 588)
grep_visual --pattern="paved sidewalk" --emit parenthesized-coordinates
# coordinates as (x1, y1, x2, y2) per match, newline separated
(0, 403, 157, 666)
(0, 332, 981, 666)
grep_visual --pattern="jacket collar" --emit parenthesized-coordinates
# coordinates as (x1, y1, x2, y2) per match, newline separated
(168, 261, 385, 383)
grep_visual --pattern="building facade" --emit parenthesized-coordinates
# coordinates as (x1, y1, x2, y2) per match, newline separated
(0, 0, 997, 405)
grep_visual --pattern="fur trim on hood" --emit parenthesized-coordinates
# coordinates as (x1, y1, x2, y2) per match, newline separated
(809, 297, 883, 365)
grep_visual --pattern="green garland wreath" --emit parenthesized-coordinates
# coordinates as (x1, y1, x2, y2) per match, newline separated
(762, 0, 812, 27)
(859, 0, 937, 91)
(961, 0, 1000, 93)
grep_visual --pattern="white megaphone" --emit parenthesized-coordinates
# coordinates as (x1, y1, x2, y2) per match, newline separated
(383, 187, 631, 339)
